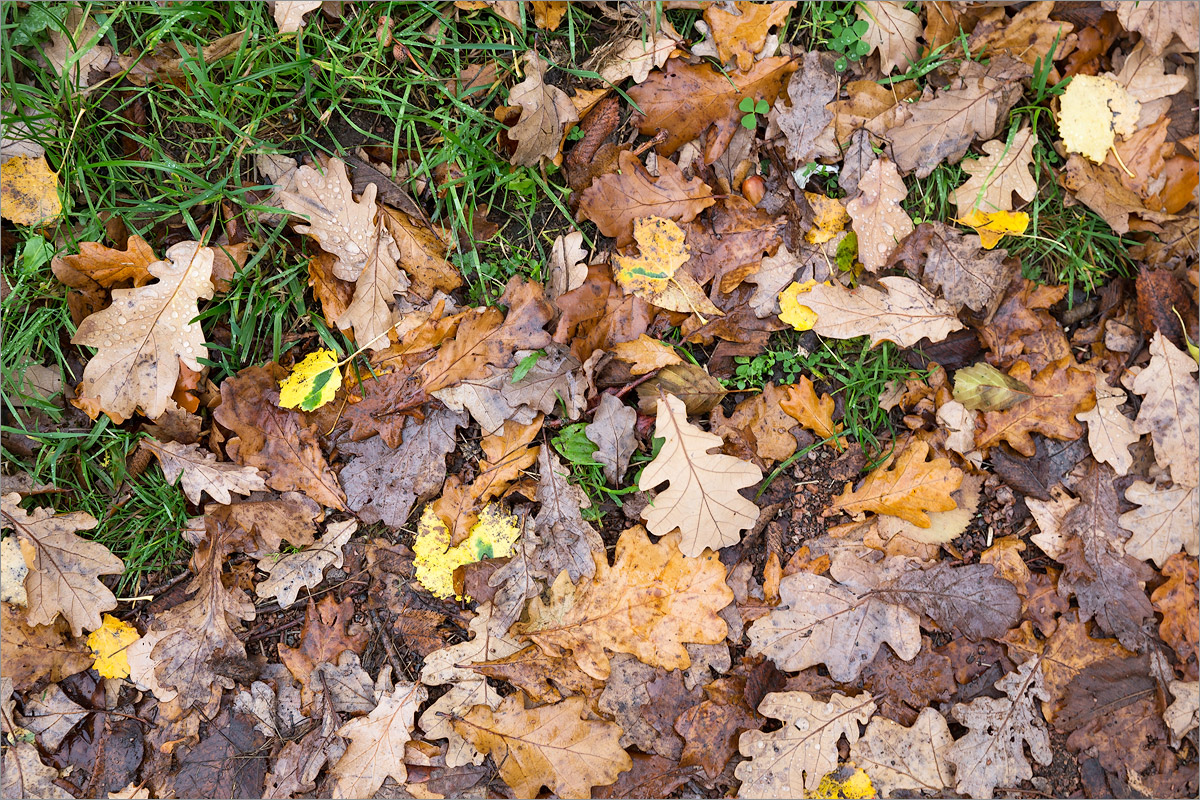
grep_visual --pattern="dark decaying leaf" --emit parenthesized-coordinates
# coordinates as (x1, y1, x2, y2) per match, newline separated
(877, 562, 1023, 641)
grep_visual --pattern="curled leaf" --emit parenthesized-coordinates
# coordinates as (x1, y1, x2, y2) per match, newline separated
(953, 362, 1033, 411)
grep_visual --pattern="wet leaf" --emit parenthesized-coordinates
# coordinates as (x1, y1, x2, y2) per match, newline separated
(86, 613, 140, 680)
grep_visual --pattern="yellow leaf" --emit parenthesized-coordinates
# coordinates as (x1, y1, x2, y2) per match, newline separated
(278, 349, 342, 411)
(86, 614, 140, 679)
(0, 155, 62, 226)
(613, 217, 722, 317)
(1057, 74, 1140, 164)
(809, 767, 876, 799)
(779, 280, 819, 330)
(414, 504, 520, 599)
(804, 193, 850, 245)
(954, 209, 1029, 249)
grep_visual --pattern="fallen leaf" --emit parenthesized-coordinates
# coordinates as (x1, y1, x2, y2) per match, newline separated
(636, 362, 728, 416)
(598, 654, 699, 760)
(577, 151, 715, 246)
(638, 392, 762, 556)
(1104, 0, 1200, 54)
(828, 79, 919, 144)
(974, 358, 1095, 457)
(889, 222, 1017, 314)
(381, 207, 462, 299)
(71, 242, 214, 423)
(507, 50, 579, 166)
(747, 553, 921, 681)
(279, 596, 369, 689)
(850, 708, 955, 797)
(889, 57, 1030, 178)
(1058, 74, 1141, 164)
(256, 519, 355, 608)
(847, 157, 914, 271)
(735, 690, 876, 796)
(529, 447, 605, 581)
(612, 216, 722, 316)
(711, 383, 801, 466)
(1059, 154, 1179, 235)
(1107, 41, 1190, 105)
(609, 334, 682, 375)
(329, 682, 427, 799)
(801, 276, 966, 347)
(1150, 554, 1199, 679)
(530, 0, 566, 30)
(547, 230, 588, 300)
(18, 682, 88, 751)
(516, 526, 732, 679)
(831, 440, 963, 527)
(583, 395, 636, 484)
(859, 1, 922, 74)
(2, 741, 72, 799)
(1129, 331, 1199, 488)
(0, 603, 92, 691)
(0, 535, 28, 607)
(967, 1, 1075, 67)
(140, 438, 266, 505)
(274, 0, 321, 33)
(208, 492, 321, 555)
(452, 693, 631, 799)
(214, 363, 346, 510)
(978, 278, 1072, 372)
(877, 562, 1022, 639)
(948, 660, 1052, 799)
(953, 127, 1038, 216)
(769, 52, 839, 164)
(780, 375, 843, 441)
(1, 494, 121, 636)
(414, 504, 520, 599)
(86, 613, 140, 680)
(702, 1, 795, 71)
(277, 349, 342, 411)
(1121, 481, 1200, 568)
(952, 361, 1034, 411)
(595, 24, 681, 85)
(955, 208, 1030, 249)
(627, 57, 797, 164)
(56, 236, 155, 288)
(592, 752, 697, 799)
(1076, 372, 1139, 476)
(0, 154, 61, 226)
(1165, 679, 1199, 747)
(861, 644, 955, 726)
(675, 673, 763, 779)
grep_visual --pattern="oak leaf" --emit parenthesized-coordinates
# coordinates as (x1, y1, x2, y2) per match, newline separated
(472, 644, 603, 706)
(769, 52, 838, 164)
(17, 682, 87, 752)
(847, 157, 914, 271)
(967, 2, 1075, 67)
(889, 57, 1029, 178)
(57, 235, 155, 288)
(801, 276, 965, 347)
(974, 358, 1095, 457)
(948, 660, 1052, 799)
(531, 448, 605, 582)
(876, 561, 1022, 639)
(1150, 555, 1198, 680)
(279, 596, 369, 690)
(675, 673, 764, 779)
(735, 690, 876, 797)
(831, 440, 963, 527)
(780, 375, 843, 441)
(506, 50, 579, 166)
(274, 0, 320, 33)
(71, 241, 214, 423)
(609, 334, 681, 374)
(889, 222, 1017, 314)
(595, 25, 681, 85)
(1107, 41, 1190, 104)
(953, 126, 1038, 217)
(1165, 680, 1199, 748)
(140, 438, 267, 505)
(0, 603, 92, 691)
(850, 708, 955, 797)
(1059, 154, 1179, 235)
(1120, 481, 1199, 567)
(381, 206, 462, 298)
(1104, 0, 1200, 54)
(515, 526, 732, 679)
(576, 151, 714, 246)
(638, 393, 762, 556)
(451, 694, 631, 799)
(636, 362, 728, 416)
(255, 520, 355, 608)
(858, 1, 922, 75)
(329, 682, 427, 799)
(747, 553, 922, 681)
(598, 654, 699, 760)
(1075, 372, 1139, 476)
(1, 494, 121, 636)
(613, 216, 722, 316)
(627, 57, 797, 164)
(1129, 331, 1199, 488)
(214, 363, 346, 510)
(2, 742, 72, 800)
(702, 1, 795, 71)
(827, 79, 919, 144)
(711, 382, 801, 466)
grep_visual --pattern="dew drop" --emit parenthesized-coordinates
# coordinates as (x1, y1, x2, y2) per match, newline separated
(117, 316, 127, 325)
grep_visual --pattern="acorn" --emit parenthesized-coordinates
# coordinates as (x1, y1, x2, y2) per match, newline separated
(742, 174, 766, 205)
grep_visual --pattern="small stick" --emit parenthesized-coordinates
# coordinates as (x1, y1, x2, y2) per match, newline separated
(369, 607, 405, 679)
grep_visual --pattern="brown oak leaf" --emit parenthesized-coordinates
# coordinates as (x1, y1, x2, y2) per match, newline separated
(830, 440, 963, 527)
(576, 151, 714, 246)
(974, 358, 1094, 456)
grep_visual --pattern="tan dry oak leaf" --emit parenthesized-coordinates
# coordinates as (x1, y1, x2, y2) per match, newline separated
(609, 334, 683, 375)
(828, 79, 919, 144)
(279, 157, 407, 348)
(139, 439, 266, 505)
(858, 1, 922, 75)
(594, 24, 680, 85)
(1104, 0, 1200, 54)
(952, 126, 1038, 217)
(888, 222, 1017, 315)
(255, 520, 356, 608)
(214, 363, 346, 510)
(830, 439, 963, 527)
(702, 1, 795, 71)
(1120, 481, 1200, 567)
(1, 603, 92, 693)
(329, 682, 427, 800)
(547, 230, 588, 300)
(735, 691, 877, 797)
(627, 57, 797, 164)
(801, 276, 965, 347)
(638, 392, 762, 556)
(274, 0, 321, 34)
(514, 526, 732, 680)
(18, 683, 87, 752)
(1129, 331, 1199, 489)
(850, 707, 955, 797)
(889, 57, 1030, 178)
(1076, 372, 1139, 477)
(451, 694, 631, 799)
(967, 1, 1075, 68)
(576, 151, 715, 246)
(1107, 41, 1190, 105)
(747, 553, 922, 681)
(507, 50, 580, 166)
(71, 241, 214, 423)
(0, 494, 121, 637)
(948, 660, 1052, 799)
(846, 156, 913, 271)
(1165, 680, 1199, 748)
(532, 448, 605, 582)
(2, 742, 73, 800)
(769, 52, 839, 165)
(975, 358, 1095, 457)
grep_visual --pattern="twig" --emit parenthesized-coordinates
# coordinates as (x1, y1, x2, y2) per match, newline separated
(368, 607, 405, 679)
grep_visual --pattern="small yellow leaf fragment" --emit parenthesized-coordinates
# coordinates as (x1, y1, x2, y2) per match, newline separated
(954, 209, 1029, 249)
(614, 216, 722, 317)
(0, 155, 62, 226)
(808, 766, 876, 799)
(278, 349, 342, 411)
(87, 614, 140, 679)
(414, 504, 520, 599)
(1057, 74, 1141, 164)
(804, 193, 850, 245)
(779, 280, 819, 330)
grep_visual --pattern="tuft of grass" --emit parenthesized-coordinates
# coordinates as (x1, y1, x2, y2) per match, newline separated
(549, 423, 637, 522)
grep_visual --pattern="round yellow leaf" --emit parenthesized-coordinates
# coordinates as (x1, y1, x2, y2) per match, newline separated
(779, 280, 819, 331)
(87, 613, 141, 679)
(804, 193, 850, 245)
(413, 503, 520, 600)
(278, 349, 342, 411)
(0, 155, 62, 226)
(809, 767, 876, 799)
(954, 209, 1029, 249)
(1057, 75, 1141, 164)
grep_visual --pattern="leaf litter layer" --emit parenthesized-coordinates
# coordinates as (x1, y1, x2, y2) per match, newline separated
(1, 1, 1198, 798)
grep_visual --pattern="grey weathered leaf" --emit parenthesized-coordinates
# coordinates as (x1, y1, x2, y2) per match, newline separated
(585, 394, 637, 485)
(876, 562, 1022, 640)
